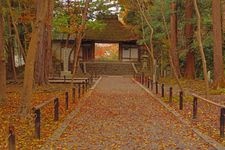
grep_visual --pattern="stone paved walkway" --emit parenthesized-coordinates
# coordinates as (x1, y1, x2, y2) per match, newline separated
(52, 76, 214, 149)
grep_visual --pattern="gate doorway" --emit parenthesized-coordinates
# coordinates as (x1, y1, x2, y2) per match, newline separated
(95, 43, 119, 61)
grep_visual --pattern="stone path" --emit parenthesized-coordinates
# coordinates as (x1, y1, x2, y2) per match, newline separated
(52, 76, 214, 149)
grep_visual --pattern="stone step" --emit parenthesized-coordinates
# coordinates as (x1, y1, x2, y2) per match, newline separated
(85, 62, 138, 75)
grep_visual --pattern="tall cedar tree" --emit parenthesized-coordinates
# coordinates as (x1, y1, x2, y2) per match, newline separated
(170, 2, 181, 77)
(20, 0, 49, 117)
(0, 3, 6, 103)
(35, 0, 54, 85)
(184, 0, 195, 79)
(212, 0, 225, 88)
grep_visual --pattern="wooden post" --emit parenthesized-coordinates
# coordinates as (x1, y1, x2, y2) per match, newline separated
(169, 87, 173, 103)
(78, 83, 81, 98)
(161, 84, 164, 97)
(90, 74, 93, 84)
(34, 108, 41, 139)
(85, 79, 88, 92)
(141, 72, 144, 85)
(147, 78, 150, 88)
(65, 92, 69, 110)
(179, 91, 183, 110)
(54, 98, 59, 121)
(220, 108, 225, 137)
(82, 82, 85, 95)
(151, 80, 153, 91)
(8, 125, 16, 150)
(193, 97, 198, 119)
(139, 74, 141, 83)
(63, 75, 66, 83)
(72, 87, 75, 103)
(145, 76, 148, 86)
(155, 81, 158, 94)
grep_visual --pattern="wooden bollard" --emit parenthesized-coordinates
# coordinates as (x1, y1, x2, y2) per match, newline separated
(63, 75, 66, 83)
(88, 78, 91, 88)
(85, 80, 88, 92)
(151, 80, 153, 91)
(54, 98, 59, 121)
(155, 82, 158, 94)
(65, 92, 69, 110)
(169, 87, 173, 103)
(72, 88, 75, 103)
(147, 78, 150, 88)
(34, 108, 41, 139)
(179, 91, 183, 110)
(78, 83, 81, 98)
(82, 82, 85, 95)
(139, 74, 141, 83)
(141, 72, 144, 85)
(8, 125, 16, 150)
(90, 74, 93, 83)
(193, 97, 198, 119)
(220, 108, 225, 137)
(161, 84, 164, 97)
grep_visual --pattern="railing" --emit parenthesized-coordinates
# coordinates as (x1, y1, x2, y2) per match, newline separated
(134, 73, 225, 138)
(7, 75, 98, 149)
(191, 93, 225, 137)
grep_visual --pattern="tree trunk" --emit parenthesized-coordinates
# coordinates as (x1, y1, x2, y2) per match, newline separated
(184, 0, 195, 79)
(160, 0, 183, 92)
(20, 0, 48, 117)
(72, 0, 90, 80)
(212, 0, 225, 88)
(35, 0, 54, 85)
(136, 0, 156, 81)
(34, 21, 46, 85)
(0, 5, 6, 103)
(193, 0, 209, 97)
(170, 2, 181, 77)
(7, 0, 26, 63)
(6, 15, 17, 81)
(184, 51, 195, 79)
(45, 0, 54, 79)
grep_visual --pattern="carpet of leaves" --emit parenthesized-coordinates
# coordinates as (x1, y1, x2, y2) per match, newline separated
(0, 83, 76, 149)
(51, 77, 213, 149)
(155, 78, 225, 146)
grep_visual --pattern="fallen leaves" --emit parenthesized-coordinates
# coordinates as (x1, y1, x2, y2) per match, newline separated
(0, 83, 76, 149)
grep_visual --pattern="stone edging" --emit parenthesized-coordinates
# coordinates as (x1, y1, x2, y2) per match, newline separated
(40, 77, 103, 149)
(133, 78, 225, 150)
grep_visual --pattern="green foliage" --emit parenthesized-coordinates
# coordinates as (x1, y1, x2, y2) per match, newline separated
(87, 20, 106, 31)
(53, 0, 117, 35)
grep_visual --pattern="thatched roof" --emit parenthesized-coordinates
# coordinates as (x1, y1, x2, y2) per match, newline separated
(53, 15, 138, 43)
(84, 15, 138, 42)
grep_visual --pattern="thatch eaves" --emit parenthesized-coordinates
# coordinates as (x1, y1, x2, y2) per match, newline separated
(53, 15, 139, 43)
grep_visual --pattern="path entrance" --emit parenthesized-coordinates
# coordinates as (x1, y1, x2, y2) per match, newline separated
(51, 76, 214, 149)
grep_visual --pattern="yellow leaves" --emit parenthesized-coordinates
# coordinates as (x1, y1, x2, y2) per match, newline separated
(0, 84, 73, 149)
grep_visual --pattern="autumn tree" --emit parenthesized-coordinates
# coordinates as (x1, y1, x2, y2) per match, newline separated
(184, 0, 195, 79)
(0, 3, 6, 103)
(135, 0, 157, 82)
(212, 0, 225, 88)
(35, 0, 54, 85)
(170, 1, 181, 77)
(20, 0, 50, 117)
(71, 0, 91, 78)
(193, 0, 209, 96)
(159, 0, 183, 91)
